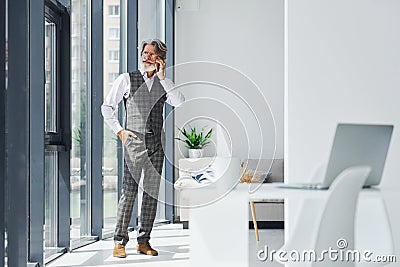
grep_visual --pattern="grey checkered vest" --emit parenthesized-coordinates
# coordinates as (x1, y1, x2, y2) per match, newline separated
(125, 70, 167, 136)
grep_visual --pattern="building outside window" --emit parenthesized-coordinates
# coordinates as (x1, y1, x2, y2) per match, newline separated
(107, 27, 119, 40)
(108, 72, 119, 84)
(108, 5, 119, 16)
(108, 50, 119, 62)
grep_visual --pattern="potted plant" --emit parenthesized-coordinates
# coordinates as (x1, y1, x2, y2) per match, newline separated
(176, 126, 213, 158)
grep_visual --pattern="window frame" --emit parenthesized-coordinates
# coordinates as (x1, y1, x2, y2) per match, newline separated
(108, 50, 119, 62)
(107, 27, 120, 40)
(108, 5, 120, 16)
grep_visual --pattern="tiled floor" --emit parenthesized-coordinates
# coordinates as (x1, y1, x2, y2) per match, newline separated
(47, 224, 284, 267)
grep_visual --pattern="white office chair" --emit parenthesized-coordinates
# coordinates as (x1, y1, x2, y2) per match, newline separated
(277, 166, 371, 267)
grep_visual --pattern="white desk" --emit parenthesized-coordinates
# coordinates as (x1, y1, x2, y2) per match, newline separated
(189, 186, 248, 267)
(189, 183, 398, 267)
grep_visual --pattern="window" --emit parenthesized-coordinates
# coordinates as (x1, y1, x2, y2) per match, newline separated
(71, 23, 78, 37)
(72, 69, 79, 82)
(70, 0, 92, 249)
(103, 1, 122, 234)
(108, 28, 120, 40)
(108, 50, 119, 62)
(72, 46, 79, 58)
(108, 5, 120, 16)
(108, 73, 119, 84)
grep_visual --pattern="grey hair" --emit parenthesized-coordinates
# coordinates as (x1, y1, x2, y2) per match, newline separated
(139, 39, 168, 61)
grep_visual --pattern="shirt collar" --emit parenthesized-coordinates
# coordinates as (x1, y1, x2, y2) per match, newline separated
(140, 68, 157, 80)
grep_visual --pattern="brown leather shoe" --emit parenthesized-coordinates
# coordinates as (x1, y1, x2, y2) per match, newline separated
(136, 241, 158, 256)
(113, 243, 127, 258)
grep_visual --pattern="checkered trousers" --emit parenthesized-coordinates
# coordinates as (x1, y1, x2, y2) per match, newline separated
(114, 133, 164, 245)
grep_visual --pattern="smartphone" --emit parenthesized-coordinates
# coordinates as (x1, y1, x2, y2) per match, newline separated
(155, 57, 160, 71)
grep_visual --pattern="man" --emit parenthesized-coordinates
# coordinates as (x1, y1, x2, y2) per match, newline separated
(101, 39, 184, 258)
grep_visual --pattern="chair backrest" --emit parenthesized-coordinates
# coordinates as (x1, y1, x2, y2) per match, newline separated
(277, 166, 370, 267)
(313, 166, 371, 267)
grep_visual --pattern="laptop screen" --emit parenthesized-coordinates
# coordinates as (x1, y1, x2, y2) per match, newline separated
(323, 123, 393, 188)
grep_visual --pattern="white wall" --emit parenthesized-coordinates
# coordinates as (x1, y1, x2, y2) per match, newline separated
(285, 0, 400, 188)
(285, 1, 400, 263)
(286, 2, 400, 259)
(174, 0, 284, 164)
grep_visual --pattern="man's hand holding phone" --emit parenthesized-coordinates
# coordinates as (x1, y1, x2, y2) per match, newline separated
(155, 57, 166, 80)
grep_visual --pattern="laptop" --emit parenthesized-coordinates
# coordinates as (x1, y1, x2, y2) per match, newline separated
(280, 123, 394, 190)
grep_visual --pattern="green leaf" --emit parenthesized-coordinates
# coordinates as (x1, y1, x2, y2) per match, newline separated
(175, 125, 214, 149)
(205, 128, 213, 139)
(185, 140, 193, 148)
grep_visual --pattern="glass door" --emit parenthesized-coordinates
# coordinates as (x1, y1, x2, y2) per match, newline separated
(70, 0, 93, 248)
(102, 0, 121, 234)
(43, 0, 72, 262)
(44, 18, 61, 260)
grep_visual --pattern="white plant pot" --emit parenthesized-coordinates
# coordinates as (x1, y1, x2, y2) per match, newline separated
(188, 149, 204, 158)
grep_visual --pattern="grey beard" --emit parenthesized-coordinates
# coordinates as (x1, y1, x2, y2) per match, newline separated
(143, 63, 156, 72)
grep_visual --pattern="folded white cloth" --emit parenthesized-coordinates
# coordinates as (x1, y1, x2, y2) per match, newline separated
(192, 166, 214, 183)
(174, 165, 214, 190)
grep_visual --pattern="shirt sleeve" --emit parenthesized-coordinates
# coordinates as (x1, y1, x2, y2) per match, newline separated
(101, 73, 130, 134)
(160, 78, 185, 107)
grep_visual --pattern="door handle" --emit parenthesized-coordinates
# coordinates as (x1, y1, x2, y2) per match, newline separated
(45, 144, 67, 152)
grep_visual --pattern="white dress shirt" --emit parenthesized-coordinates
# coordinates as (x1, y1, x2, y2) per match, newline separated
(101, 70, 185, 134)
